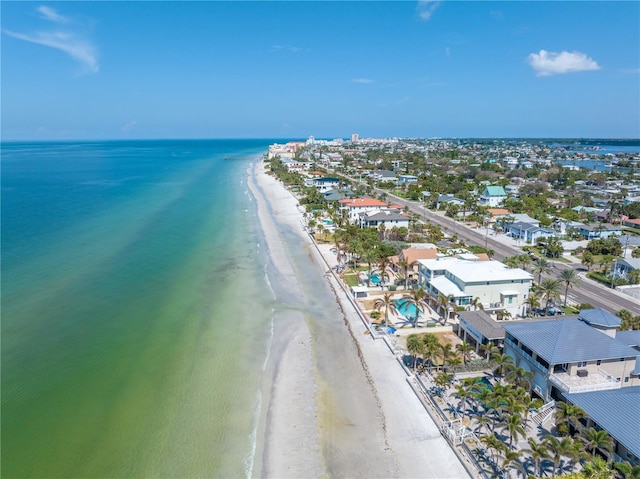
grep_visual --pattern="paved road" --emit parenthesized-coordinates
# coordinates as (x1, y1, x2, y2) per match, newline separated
(375, 188, 640, 315)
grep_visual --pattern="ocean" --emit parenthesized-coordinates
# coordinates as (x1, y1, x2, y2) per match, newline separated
(1, 140, 277, 478)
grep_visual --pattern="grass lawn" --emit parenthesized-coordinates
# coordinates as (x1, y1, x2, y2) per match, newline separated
(342, 272, 360, 287)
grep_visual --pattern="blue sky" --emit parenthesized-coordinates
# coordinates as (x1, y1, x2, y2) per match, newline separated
(2, 1, 639, 140)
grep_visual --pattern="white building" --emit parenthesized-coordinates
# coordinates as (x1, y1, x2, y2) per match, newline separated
(417, 256, 533, 316)
(357, 209, 410, 230)
(338, 197, 389, 223)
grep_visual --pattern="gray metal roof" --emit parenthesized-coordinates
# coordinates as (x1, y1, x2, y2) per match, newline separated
(503, 318, 639, 364)
(458, 311, 505, 341)
(579, 308, 622, 328)
(565, 387, 640, 459)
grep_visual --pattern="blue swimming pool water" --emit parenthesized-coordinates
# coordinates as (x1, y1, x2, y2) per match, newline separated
(369, 274, 381, 285)
(395, 298, 418, 317)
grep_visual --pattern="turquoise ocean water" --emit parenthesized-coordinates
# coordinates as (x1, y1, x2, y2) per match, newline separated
(2, 140, 276, 478)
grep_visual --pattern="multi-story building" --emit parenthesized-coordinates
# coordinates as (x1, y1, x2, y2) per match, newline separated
(338, 197, 390, 223)
(503, 310, 640, 402)
(417, 256, 532, 317)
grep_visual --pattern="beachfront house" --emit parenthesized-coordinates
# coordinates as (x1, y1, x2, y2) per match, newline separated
(390, 245, 438, 285)
(417, 255, 532, 318)
(478, 186, 507, 207)
(502, 310, 640, 402)
(357, 209, 410, 230)
(457, 310, 506, 357)
(339, 197, 389, 223)
(564, 387, 640, 466)
(305, 177, 341, 193)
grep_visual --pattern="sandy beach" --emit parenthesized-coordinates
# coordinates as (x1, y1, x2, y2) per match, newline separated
(247, 160, 470, 478)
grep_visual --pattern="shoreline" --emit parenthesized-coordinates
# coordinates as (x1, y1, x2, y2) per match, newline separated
(247, 159, 470, 478)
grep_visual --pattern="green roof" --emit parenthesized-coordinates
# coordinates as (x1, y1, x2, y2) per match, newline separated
(484, 186, 506, 196)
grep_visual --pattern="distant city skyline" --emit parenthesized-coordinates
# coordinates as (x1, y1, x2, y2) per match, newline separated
(2, 1, 639, 140)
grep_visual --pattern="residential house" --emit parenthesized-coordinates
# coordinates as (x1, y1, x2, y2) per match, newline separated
(372, 170, 398, 184)
(613, 258, 640, 281)
(622, 218, 640, 230)
(435, 194, 465, 210)
(564, 387, 640, 466)
(306, 177, 341, 193)
(398, 174, 419, 184)
(390, 245, 438, 284)
(576, 223, 623, 240)
(479, 186, 507, 207)
(338, 197, 389, 223)
(502, 310, 640, 402)
(357, 209, 410, 230)
(507, 221, 556, 244)
(417, 256, 532, 318)
(457, 310, 506, 356)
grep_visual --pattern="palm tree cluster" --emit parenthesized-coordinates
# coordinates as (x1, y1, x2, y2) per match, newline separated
(617, 309, 640, 331)
(522, 264, 580, 316)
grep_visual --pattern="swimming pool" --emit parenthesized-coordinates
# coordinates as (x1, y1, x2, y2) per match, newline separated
(396, 298, 418, 317)
(369, 274, 382, 285)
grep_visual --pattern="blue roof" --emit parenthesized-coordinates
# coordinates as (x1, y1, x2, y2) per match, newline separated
(565, 387, 640, 459)
(579, 308, 621, 328)
(616, 330, 640, 348)
(503, 318, 639, 364)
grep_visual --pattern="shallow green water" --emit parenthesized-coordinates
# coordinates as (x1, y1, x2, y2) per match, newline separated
(1, 140, 274, 478)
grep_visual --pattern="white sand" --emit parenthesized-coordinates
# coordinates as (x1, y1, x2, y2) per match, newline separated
(248, 161, 470, 479)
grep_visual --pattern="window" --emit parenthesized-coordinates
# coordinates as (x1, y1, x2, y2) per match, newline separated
(625, 377, 629, 383)
(578, 361, 587, 368)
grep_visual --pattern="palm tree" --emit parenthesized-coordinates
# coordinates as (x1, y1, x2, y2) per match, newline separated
(555, 401, 586, 436)
(518, 253, 532, 271)
(480, 341, 499, 360)
(506, 365, 534, 391)
(545, 435, 573, 478)
(524, 293, 542, 317)
(525, 437, 549, 478)
(566, 437, 587, 474)
(406, 333, 423, 370)
(559, 268, 580, 308)
(402, 286, 432, 326)
(502, 413, 526, 449)
(539, 278, 562, 315)
(397, 259, 409, 290)
(533, 257, 553, 285)
(582, 455, 613, 479)
(421, 333, 441, 371)
(373, 255, 394, 289)
(373, 292, 399, 328)
(436, 293, 455, 324)
(581, 427, 614, 460)
(455, 341, 474, 367)
(492, 353, 514, 378)
(469, 296, 484, 311)
(439, 343, 455, 370)
(501, 448, 526, 478)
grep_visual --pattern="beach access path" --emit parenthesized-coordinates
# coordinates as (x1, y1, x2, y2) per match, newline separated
(248, 160, 470, 479)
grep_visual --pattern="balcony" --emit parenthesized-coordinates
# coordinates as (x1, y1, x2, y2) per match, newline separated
(549, 370, 622, 394)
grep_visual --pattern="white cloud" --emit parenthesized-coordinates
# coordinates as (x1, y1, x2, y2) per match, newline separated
(527, 49, 601, 77)
(352, 78, 374, 84)
(3, 29, 99, 73)
(37, 6, 68, 23)
(271, 45, 303, 53)
(2, 6, 98, 74)
(121, 120, 138, 132)
(417, 1, 441, 21)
